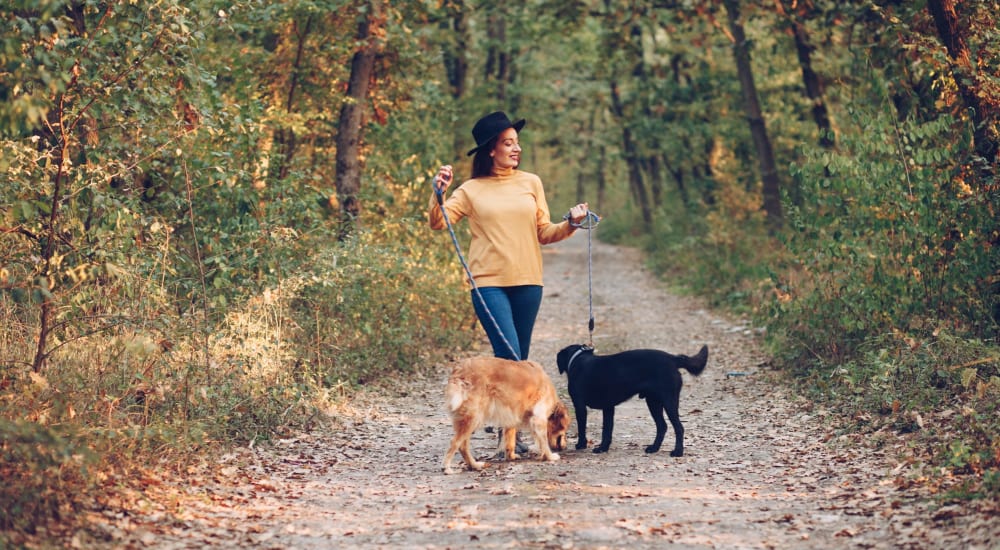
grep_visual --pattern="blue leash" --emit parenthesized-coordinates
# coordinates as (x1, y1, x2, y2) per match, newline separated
(563, 210, 601, 347)
(434, 180, 521, 361)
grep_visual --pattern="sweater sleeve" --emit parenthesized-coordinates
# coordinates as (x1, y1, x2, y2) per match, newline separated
(428, 185, 471, 230)
(533, 177, 576, 244)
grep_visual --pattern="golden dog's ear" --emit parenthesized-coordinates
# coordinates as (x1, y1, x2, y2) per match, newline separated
(550, 402, 569, 424)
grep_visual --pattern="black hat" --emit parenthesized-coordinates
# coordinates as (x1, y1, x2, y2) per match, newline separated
(467, 111, 526, 156)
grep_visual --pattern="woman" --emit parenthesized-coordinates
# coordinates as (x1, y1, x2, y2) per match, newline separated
(429, 111, 589, 362)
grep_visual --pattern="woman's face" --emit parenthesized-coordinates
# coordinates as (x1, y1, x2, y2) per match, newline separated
(490, 127, 521, 171)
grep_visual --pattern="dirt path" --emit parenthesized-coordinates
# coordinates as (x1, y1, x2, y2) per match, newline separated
(90, 235, 996, 549)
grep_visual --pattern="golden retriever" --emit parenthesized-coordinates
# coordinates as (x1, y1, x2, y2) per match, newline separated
(443, 356, 570, 474)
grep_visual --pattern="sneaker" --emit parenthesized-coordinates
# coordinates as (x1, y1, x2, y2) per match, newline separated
(515, 439, 530, 455)
(492, 430, 530, 458)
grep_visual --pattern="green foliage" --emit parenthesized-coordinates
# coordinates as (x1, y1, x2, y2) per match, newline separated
(0, 2, 69, 138)
(771, 83, 997, 364)
(1, 0, 221, 367)
(1, 1, 473, 539)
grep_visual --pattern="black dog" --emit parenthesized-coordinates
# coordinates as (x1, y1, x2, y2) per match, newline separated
(556, 344, 708, 456)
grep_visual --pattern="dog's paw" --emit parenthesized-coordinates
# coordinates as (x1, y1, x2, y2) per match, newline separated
(546, 452, 561, 462)
(669, 449, 684, 457)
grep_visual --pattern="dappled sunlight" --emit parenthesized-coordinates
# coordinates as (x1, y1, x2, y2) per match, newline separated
(210, 277, 307, 382)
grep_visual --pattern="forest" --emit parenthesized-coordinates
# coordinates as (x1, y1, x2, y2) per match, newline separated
(1, 0, 997, 542)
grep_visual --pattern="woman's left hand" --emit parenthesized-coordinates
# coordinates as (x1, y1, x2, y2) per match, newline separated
(568, 203, 589, 225)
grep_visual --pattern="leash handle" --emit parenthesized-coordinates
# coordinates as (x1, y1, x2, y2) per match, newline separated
(563, 210, 601, 229)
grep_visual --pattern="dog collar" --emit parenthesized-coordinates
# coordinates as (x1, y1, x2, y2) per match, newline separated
(566, 346, 591, 372)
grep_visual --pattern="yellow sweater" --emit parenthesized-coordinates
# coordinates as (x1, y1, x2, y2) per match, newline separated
(428, 167, 576, 287)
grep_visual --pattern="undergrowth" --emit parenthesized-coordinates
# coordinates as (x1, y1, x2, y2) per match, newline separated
(641, 207, 1000, 498)
(0, 215, 475, 539)
(620, 151, 1000, 499)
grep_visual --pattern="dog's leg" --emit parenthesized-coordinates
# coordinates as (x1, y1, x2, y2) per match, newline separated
(573, 400, 589, 450)
(595, 407, 615, 453)
(446, 415, 486, 472)
(530, 416, 560, 462)
(459, 434, 486, 471)
(445, 435, 484, 473)
(501, 427, 519, 460)
(644, 397, 667, 453)
(664, 396, 685, 457)
(445, 431, 483, 473)
(443, 435, 460, 474)
(444, 414, 466, 473)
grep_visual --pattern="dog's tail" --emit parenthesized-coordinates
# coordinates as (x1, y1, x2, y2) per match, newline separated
(445, 376, 468, 413)
(681, 345, 709, 376)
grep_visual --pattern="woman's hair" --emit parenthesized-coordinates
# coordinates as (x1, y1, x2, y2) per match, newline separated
(471, 137, 499, 178)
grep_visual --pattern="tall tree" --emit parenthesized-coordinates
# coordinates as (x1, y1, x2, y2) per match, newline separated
(271, 15, 315, 183)
(441, 1, 471, 157)
(926, 0, 999, 179)
(778, 0, 834, 149)
(721, 0, 783, 232)
(610, 80, 654, 229)
(335, 2, 383, 239)
(484, 6, 512, 104)
(595, 1, 653, 229)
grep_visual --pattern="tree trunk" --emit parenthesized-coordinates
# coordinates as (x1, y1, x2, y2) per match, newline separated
(643, 156, 664, 208)
(665, 53, 692, 206)
(624, 130, 653, 230)
(484, 10, 509, 103)
(273, 16, 313, 183)
(722, 0, 782, 232)
(335, 5, 379, 240)
(610, 81, 653, 230)
(442, 4, 467, 101)
(697, 137, 717, 206)
(32, 132, 68, 372)
(926, 0, 999, 174)
(661, 152, 689, 207)
(442, 2, 469, 157)
(791, 18, 833, 148)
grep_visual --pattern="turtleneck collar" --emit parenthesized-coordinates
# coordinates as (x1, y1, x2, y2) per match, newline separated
(490, 166, 516, 178)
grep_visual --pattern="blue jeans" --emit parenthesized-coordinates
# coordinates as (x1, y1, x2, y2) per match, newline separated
(471, 285, 543, 361)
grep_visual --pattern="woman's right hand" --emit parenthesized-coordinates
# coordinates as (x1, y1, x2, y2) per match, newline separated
(434, 165, 454, 194)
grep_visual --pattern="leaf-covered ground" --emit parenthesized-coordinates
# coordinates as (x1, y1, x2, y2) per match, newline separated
(74, 234, 997, 549)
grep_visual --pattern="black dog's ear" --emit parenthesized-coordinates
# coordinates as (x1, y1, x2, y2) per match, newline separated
(557, 345, 583, 374)
(556, 347, 570, 374)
